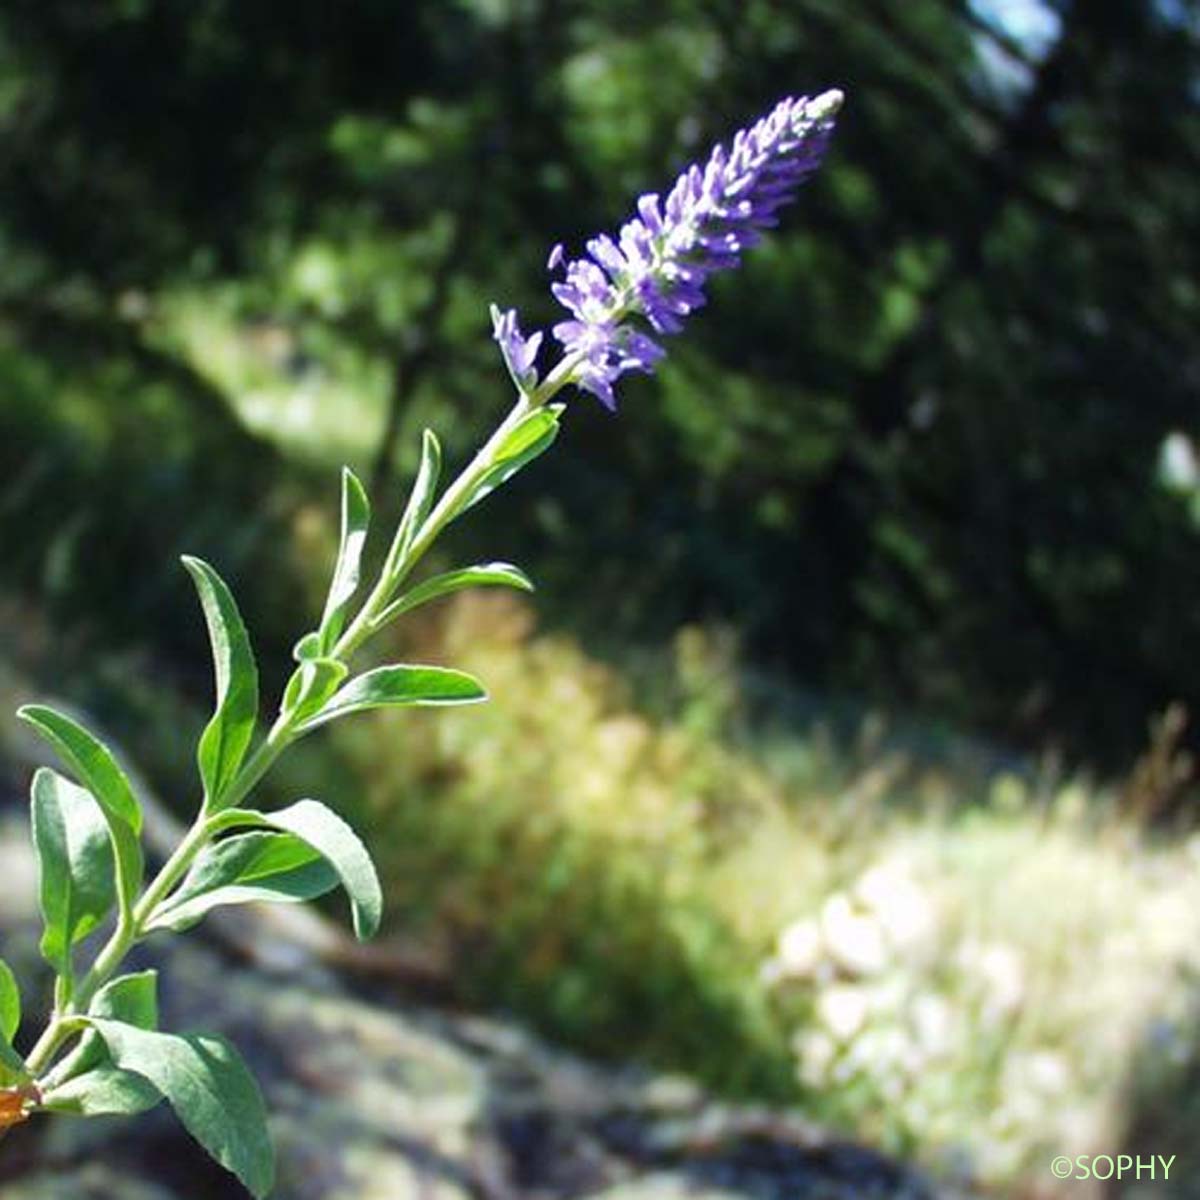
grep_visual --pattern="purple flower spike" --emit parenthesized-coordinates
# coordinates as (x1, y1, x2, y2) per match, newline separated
(491, 304, 544, 393)
(546, 89, 843, 410)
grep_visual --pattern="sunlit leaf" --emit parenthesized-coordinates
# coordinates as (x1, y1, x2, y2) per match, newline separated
(318, 466, 371, 652)
(28, 768, 118, 982)
(182, 556, 259, 811)
(210, 800, 382, 940)
(17, 706, 143, 917)
(147, 831, 337, 933)
(294, 664, 486, 733)
(374, 562, 533, 627)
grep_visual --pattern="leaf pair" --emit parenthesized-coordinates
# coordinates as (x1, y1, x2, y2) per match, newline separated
(17, 707, 145, 973)
(41, 971, 273, 1198)
(149, 798, 382, 941)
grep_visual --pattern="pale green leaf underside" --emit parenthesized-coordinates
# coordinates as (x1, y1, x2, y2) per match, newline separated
(182, 556, 259, 809)
(212, 800, 382, 940)
(466, 406, 560, 510)
(296, 664, 486, 733)
(147, 831, 338, 933)
(375, 562, 533, 627)
(90, 1019, 274, 1199)
(17, 706, 144, 913)
(29, 768, 117, 978)
(318, 467, 371, 652)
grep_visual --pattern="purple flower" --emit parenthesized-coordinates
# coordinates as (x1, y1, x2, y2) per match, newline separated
(549, 89, 843, 410)
(491, 304, 544, 392)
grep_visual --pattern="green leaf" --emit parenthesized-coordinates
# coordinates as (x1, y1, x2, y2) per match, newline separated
(41, 970, 162, 1106)
(318, 467, 371, 652)
(374, 562, 534, 627)
(147, 831, 338, 933)
(294, 664, 487, 734)
(89, 1019, 274, 1199)
(0, 958, 19, 1045)
(280, 657, 349, 724)
(91, 970, 158, 1028)
(39, 1064, 162, 1116)
(292, 631, 323, 661)
(17, 706, 144, 918)
(29, 768, 118, 981)
(212, 800, 382, 940)
(465, 406, 561, 511)
(183, 556, 260, 811)
(395, 429, 442, 559)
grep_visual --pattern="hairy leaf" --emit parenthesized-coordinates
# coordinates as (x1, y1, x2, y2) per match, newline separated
(374, 562, 533, 627)
(394, 429, 442, 560)
(147, 831, 337, 933)
(318, 466, 371, 652)
(211, 800, 382, 940)
(465, 406, 561, 510)
(183, 556, 259, 810)
(90, 1020, 274, 1198)
(17, 706, 143, 914)
(295, 664, 486, 734)
(29, 769, 117, 981)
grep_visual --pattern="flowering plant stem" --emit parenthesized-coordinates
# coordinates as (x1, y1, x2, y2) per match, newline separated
(1, 90, 841, 1196)
(22, 392, 541, 1079)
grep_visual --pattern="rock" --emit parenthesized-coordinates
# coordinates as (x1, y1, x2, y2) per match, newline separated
(0, 808, 948, 1200)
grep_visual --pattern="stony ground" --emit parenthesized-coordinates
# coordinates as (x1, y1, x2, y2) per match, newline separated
(0, 807, 951, 1200)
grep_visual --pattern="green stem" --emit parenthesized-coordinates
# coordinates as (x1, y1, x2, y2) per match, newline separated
(333, 392, 535, 658)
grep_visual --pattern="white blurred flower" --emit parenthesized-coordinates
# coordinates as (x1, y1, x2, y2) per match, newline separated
(794, 1029, 837, 1087)
(910, 992, 956, 1059)
(960, 940, 1025, 1017)
(1160, 431, 1199, 493)
(818, 983, 872, 1042)
(821, 893, 889, 976)
(776, 917, 824, 979)
(854, 862, 937, 954)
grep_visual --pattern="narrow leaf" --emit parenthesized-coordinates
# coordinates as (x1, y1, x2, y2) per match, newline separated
(295, 664, 487, 734)
(147, 831, 337, 933)
(0, 959, 19, 1045)
(29, 768, 117, 980)
(318, 467, 371, 652)
(374, 562, 534, 627)
(90, 1020, 274, 1199)
(182, 556, 259, 810)
(212, 800, 382, 940)
(394, 429, 442, 559)
(465, 406, 561, 510)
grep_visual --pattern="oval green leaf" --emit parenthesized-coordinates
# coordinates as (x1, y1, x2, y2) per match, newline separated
(89, 1019, 274, 1199)
(18, 708, 143, 919)
(211, 800, 382, 941)
(294, 664, 487, 734)
(29, 768, 118, 981)
(182, 556, 259, 810)
(465, 406, 561, 511)
(146, 831, 338, 933)
(394, 429, 442, 560)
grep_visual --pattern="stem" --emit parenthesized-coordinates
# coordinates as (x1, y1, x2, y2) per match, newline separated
(23, 1016, 87, 1078)
(332, 392, 535, 658)
(23, 382, 555, 1083)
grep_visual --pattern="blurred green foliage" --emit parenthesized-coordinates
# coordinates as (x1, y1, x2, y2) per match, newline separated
(1, 1, 1199, 765)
